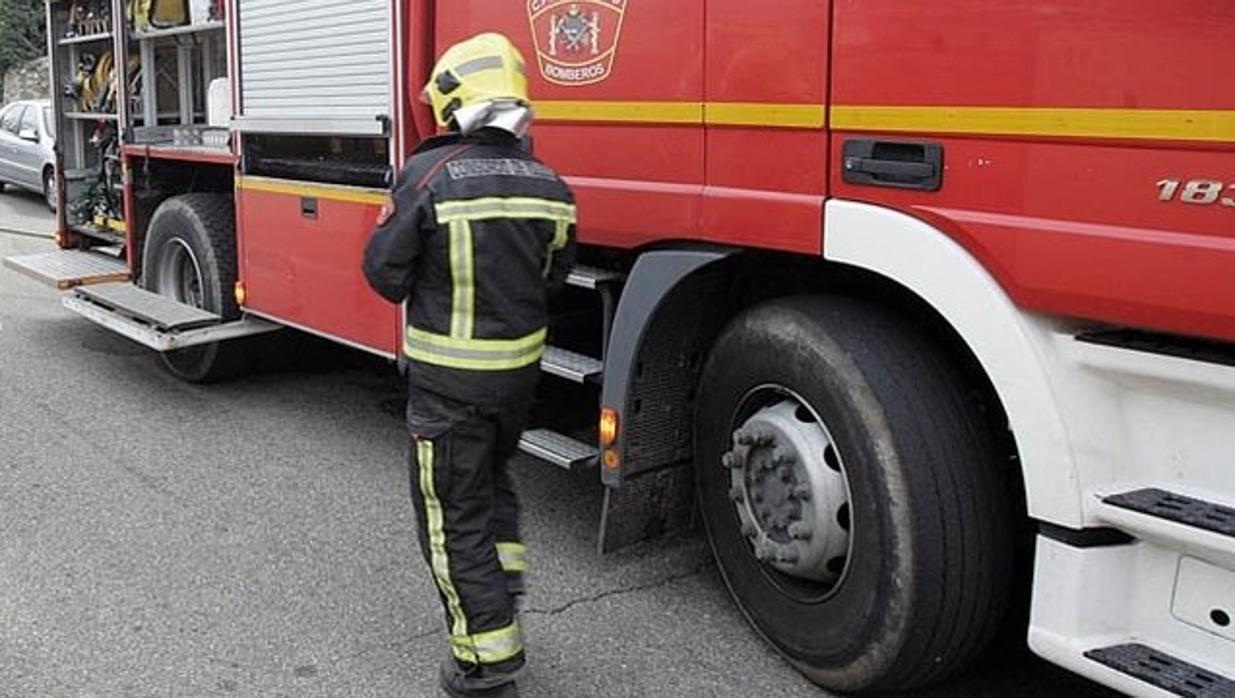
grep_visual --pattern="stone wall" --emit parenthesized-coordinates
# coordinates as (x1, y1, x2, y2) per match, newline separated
(2, 57, 51, 104)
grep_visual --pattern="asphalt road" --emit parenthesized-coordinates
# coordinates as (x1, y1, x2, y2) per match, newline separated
(0, 187, 54, 238)
(0, 193, 1114, 697)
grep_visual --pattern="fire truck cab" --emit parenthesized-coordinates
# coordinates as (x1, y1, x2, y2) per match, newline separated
(6, 0, 1234, 694)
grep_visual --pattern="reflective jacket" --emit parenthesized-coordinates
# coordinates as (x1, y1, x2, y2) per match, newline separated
(363, 129, 577, 402)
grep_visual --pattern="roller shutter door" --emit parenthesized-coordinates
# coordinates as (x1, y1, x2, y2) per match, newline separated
(234, 0, 391, 136)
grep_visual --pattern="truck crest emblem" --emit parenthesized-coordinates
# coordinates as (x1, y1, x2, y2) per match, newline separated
(527, 0, 628, 86)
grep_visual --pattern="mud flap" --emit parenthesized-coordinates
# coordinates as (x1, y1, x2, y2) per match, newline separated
(598, 464, 694, 554)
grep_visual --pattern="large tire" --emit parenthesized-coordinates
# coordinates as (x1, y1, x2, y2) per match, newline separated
(695, 296, 1014, 694)
(42, 167, 56, 212)
(141, 194, 251, 383)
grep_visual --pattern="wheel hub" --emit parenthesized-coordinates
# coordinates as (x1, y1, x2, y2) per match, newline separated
(155, 238, 204, 309)
(725, 398, 852, 585)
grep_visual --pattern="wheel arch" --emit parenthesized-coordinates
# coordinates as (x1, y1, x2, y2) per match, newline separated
(128, 158, 234, 281)
(600, 244, 740, 488)
(822, 199, 1081, 526)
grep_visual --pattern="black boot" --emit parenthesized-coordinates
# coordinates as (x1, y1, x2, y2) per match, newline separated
(439, 658, 519, 697)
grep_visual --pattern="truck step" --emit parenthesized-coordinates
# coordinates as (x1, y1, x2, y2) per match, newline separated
(518, 429, 597, 471)
(65, 283, 281, 352)
(3, 250, 129, 290)
(76, 282, 221, 331)
(1104, 488, 1235, 539)
(1084, 643, 1234, 697)
(1077, 329, 1235, 368)
(566, 264, 625, 290)
(541, 346, 603, 383)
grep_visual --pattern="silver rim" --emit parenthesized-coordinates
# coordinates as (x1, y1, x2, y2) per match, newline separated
(154, 238, 204, 309)
(44, 173, 56, 210)
(724, 385, 854, 595)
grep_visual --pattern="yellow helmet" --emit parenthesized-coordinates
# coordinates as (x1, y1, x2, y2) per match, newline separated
(423, 33, 530, 129)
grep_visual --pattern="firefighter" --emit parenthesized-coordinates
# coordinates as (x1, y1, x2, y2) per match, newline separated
(362, 33, 576, 698)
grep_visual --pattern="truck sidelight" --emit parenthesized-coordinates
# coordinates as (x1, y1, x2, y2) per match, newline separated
(599, 407, 620, 470)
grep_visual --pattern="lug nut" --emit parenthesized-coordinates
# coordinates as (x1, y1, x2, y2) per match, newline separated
(752, 492, 764, 504)
(722, 452, 737, 469)
(740, 522, 756, 538)
(779, 468, 794, 483)
(793, 485, 813, 502)
(789, 522, 812, 540)
(777, 549, 801, 564)
(728, 487, 744, 503)
(735, 430, 754, 446)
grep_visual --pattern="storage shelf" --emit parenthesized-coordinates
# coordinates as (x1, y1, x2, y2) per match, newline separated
(59, 32, 113, 46)
(123, 143, 235, 166)
(132, 21, 224, 41)
(65, 112, 119, 121)
(71, 222, 126, 247)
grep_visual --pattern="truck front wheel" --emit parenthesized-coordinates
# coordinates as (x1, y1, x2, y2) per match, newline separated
(695, 296, 1014, 694)
(141, 194, 250, 383)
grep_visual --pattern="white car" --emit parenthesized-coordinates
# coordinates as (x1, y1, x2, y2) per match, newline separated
(0, 100, 56, 211)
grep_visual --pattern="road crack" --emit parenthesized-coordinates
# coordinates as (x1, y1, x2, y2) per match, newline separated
(524, 561, 711, 617)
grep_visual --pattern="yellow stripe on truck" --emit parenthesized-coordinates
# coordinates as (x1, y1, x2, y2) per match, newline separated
(535, 100, 1235, 142)
(535, 100, 826, 129)
(536, 100, 703, 125)
(706, 102, 826, 129)
(830, 105, 1235, 144)
(236, 175, 388, 206)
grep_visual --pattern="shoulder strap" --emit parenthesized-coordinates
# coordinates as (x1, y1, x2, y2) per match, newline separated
(415, 143, 477, 189)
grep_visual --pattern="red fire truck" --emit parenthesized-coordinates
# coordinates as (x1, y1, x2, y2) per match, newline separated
(6, 0, 1234, 694)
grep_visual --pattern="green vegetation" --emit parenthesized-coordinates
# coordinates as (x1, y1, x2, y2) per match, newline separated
(0, 0, 48, 87)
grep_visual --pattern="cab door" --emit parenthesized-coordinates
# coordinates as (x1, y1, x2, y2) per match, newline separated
(704, 0, 830, 255)
(434, 1, 707, 248)
(15, 105, 44, 189)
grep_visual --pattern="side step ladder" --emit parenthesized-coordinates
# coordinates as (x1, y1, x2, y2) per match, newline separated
(64, 282, 280, 351)
(1085, 643, 1234, 697)
(1102, 488, 1235, 539)
(516, 264, 624, 471)
(517, 430, 597, 473)
(3, 249, 129, 289)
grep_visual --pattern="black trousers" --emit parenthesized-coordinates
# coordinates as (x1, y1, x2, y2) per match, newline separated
(407, 384, 530, 674)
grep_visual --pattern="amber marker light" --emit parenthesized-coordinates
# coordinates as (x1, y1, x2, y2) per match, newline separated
(599, 408, 620, 447)
(234, 281, 247, 306)
(603, 449, 621, 471)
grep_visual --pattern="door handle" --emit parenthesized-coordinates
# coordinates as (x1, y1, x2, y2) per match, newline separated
(842, 139, 944, 191)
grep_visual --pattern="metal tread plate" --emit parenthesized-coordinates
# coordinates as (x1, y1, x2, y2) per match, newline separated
(63, 295, 281, 352)
(1085, 643, 1234, 697)
(566, 265, 625, 290)
(518, 429, 597, 471)
(75, 282, 220, 332)
(541, 346, 603, 383)
(1105, 488, 1235, 538)
(3, 250, 129, 290)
